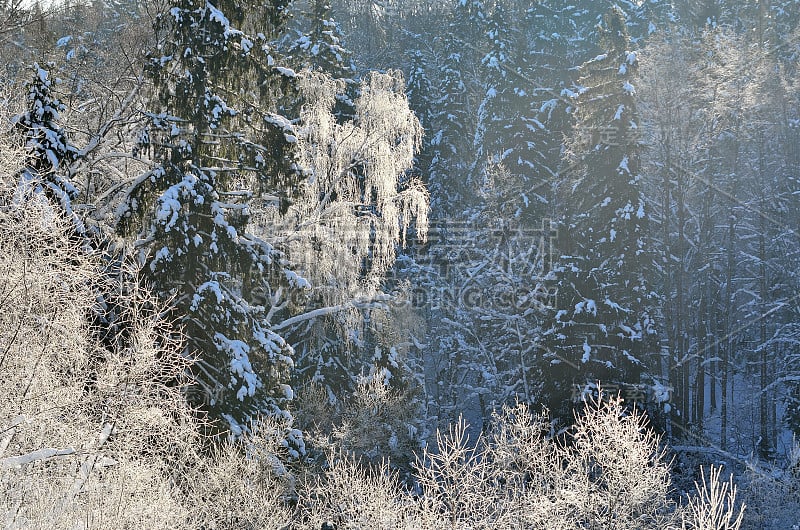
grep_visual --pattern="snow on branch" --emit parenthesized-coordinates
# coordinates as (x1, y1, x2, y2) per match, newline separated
(1, 447, 76, 469)
(259, 69, 428, 312)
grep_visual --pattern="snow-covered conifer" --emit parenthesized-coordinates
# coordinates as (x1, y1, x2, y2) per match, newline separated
(540, 7, 660, 425)
(13, 63, 81, 228)
(117, 0, 303, 442)
(287, 0, 355, 82)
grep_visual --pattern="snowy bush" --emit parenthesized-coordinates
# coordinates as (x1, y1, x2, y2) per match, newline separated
(0, 144, 198, 528)
(182, 417, 294, 529)
(684, 466, 745, 530)
(300, 454, 417, 530)
(299, 395, 745, 530)
(295, 369, 425, 476)
(738, 441, 800, 530)
(412, 396, 679, 529)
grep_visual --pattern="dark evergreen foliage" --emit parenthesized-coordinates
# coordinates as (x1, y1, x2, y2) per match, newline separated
(539, 7, 659, 425)
(117, 0, 304, 442)
(13, 63, 80, 217)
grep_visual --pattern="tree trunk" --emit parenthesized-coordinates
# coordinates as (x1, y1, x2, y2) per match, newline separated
(721, 215, 735, 451)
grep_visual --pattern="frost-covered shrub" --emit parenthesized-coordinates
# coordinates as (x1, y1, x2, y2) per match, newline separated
(182, 418, 294, 529)
(0, 147, 199, 528)
(339, 373, 424, 466)
(567, 396, 675, 527)
(299, 395, 745, 530)
(299, 455, 416, 530)
(413, 396, 680, 529)
(296, 371, 425, 474)
(684, 466, 745, 530)
(738, 442, 800, 530)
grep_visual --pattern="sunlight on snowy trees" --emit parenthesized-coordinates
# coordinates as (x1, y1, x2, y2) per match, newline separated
(0, 149, 199, 527)
(0, 154, 748, 525)
(262, 68, 428, 305)
(6, 0, 800, 526)
(250, 68, 429, 449)
(301, 395, 745, 530)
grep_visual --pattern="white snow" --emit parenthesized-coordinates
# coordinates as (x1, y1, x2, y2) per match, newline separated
(215, 333, 261, 401)
(152, 246, 172, 269)
(586, 299, 596, 315)
(155, 175, 198, 231)
(2, 447, 76, 468)
(191, 281, 224, 311)
(581, 341, 591, 363)
(619, 324, 640, 340)
(623, 81, 635, 94)
(574, 299, 596, 315)
(540, 98, 557, 115)
(603, 298, 625, 312)
(651, 381, 672, 403)
(618, 155, 629, 173)
(274, 66, 296, 78)
(285, 270, 310, 289)
(206, 2, 230, 28)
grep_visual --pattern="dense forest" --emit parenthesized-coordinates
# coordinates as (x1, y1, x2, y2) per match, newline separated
(1, 0, 800, 527)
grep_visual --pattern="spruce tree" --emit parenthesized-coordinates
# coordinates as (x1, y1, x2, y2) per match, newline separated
(405, 49, 435, 179)
(426, 31, 475, 214)
(287, 0, 355, 81)
(12, 63, 80, 225)
(539, 7, 659, 425)
(117, 0, 303, 441)
(471, 0, 514, 187)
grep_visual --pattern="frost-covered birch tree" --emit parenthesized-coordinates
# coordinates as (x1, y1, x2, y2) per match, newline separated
(256, 69, 429, 405)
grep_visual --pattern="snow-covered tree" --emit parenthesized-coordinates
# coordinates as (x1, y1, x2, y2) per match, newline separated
(424, 163, 554, 429)
(117, 0, 303, 440)
(425, 49, 469, 213)
(539, 7, 660, 425)
(636, 28, 707, 440)
(470, 0, 520, 192)
(405, 48, 434, 150)
(12, 63, 81, 227)
(256, 69, 428, 414)
(287, 0, 355, 81)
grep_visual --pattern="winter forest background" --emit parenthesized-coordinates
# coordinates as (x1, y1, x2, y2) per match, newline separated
(2, 0, 800, 527)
